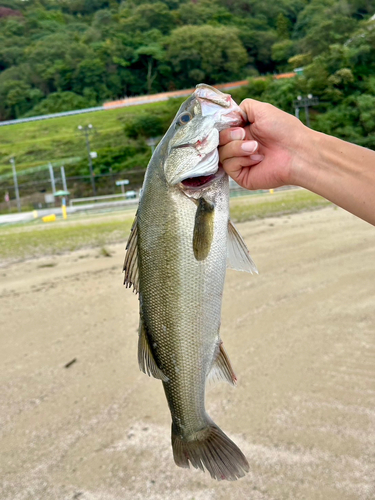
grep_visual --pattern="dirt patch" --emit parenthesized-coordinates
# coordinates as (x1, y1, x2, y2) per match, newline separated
(0, 207, 374, 500)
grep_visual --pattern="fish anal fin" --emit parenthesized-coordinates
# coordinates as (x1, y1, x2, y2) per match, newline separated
(123, 212, 139, 293)
(208, 342, 237, 386)
(138, 318, 168, 382)
(172, 420, 249, 481)
(227, 219, 258, 274)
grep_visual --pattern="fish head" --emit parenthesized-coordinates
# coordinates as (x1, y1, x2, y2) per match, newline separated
(161, 84, 247, 191)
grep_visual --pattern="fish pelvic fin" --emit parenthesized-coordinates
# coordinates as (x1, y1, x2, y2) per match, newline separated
(123, 212, 139, 293)
(207, 341, 237, 386)
(138, 318, 169, 382)
(171, 420, 249, 481)
(227, 219, 258, 274)
(193, 197, 215, 261)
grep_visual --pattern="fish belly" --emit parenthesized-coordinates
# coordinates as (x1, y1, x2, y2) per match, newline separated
(138, 182, 227, 434)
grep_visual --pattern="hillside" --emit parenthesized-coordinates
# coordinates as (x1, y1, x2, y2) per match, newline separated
(1, 0, 374, 121)
(0, 0, 375, 206)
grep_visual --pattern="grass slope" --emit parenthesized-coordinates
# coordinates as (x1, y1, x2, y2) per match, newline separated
(0, 100, 172, 177)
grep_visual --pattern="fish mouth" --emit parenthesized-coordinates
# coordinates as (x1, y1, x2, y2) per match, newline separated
(168, 147, 219, 186)
(181, 173, 217, 188)
(180, 166, 225, 191)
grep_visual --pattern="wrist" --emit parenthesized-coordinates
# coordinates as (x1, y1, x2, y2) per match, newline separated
(290, 128, 375, 225)
(287, 124, 318, 189)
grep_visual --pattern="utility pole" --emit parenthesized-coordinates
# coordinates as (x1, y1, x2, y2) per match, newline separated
(60, 166, 68, 192)
(10, 157, 21, 212)
(48, 162, 56, 194)
(146, 137, 159, 155)
(78, 124, 96, 196)
(293, 94, 319, 127)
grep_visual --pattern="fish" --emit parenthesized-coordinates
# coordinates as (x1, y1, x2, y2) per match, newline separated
(123, 84, 257, 481)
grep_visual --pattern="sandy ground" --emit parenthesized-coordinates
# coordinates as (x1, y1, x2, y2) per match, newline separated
(0, 206, 374, 500)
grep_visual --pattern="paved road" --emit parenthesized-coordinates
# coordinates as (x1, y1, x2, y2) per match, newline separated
(0, 199, 139, 225)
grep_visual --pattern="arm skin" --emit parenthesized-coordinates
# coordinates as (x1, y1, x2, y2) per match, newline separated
(219, 98, 375, 226)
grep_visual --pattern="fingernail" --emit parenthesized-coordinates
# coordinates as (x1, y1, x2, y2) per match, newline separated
(230, 128, 246, 140)
(250, 154, 264, 162)
(241, 140, 258, 153)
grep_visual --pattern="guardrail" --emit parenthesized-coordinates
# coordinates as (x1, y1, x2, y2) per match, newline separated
(69, 193, 131, 207)
(0, 74, 297, 128)
(0, 106, 104, 127)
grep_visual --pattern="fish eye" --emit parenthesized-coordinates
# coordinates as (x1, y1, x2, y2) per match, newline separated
(178, 112, 192, 125)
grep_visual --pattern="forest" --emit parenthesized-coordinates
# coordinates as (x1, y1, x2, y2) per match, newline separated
(0, 0, 374, 201)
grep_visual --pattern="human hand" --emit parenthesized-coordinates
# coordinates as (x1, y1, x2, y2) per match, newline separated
(219, 98, 311, 190)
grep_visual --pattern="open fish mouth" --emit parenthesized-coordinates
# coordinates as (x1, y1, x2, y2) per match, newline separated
(181, 167, 225, 191)
(181, 173, 217, 188)
(179, 149, 223, 190)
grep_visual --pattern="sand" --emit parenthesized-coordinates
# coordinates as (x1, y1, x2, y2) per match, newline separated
(0, 206, 374, 500)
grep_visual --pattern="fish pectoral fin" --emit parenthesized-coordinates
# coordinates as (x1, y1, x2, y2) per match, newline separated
(193, 197, 215, 261)
(138, 319, 169, 382)
(123, 212, 139, 293)
(208, 342, 237, 386)
(227, 219, 258, 274)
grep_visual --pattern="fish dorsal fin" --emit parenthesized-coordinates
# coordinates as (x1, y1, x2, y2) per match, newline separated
(207, 342, 237, 386)
(123, 212, 139, 293)
(227, 219, 258, 274)
(138, 317, 169, 382)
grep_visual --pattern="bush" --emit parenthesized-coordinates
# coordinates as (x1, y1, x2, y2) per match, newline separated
(123, 113, 165, 139)
(25, 91, 95, 116)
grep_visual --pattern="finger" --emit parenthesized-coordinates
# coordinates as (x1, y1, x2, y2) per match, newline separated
(221, 154, 264, 182)
(240, 98, 264, 124)
(219, 139, 259, 163)
(219, 127, 246, 146)
(222, 155, 265, 190)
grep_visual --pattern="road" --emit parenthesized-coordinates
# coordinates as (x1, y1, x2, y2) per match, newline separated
(0, 198, 139, 225)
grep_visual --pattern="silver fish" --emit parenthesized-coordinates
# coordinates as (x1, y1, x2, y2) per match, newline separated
(124, 84, 257, 481)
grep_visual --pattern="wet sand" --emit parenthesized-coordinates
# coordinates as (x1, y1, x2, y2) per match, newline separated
(0, 206, 374, 500)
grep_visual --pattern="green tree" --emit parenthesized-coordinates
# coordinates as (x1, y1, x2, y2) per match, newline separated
(72, 57, 107, 97)
(272, 40, 294, 65)
(135, 41, 165, 94)
(120, 2, 174, 35)
(299, 15, 357, 56)
(276, 13, 291, 39)
(123, 113, 165, 139)
(94, 143, 149, 174)
(26, 33, 88, 93)
(356, 94, 375, 136)
(174, 0, 232, 26)
(166, 24, 248, 87)
(0, 79, 42, 118)
(26, 91, 94, 116)
(240, 27, 278, 73)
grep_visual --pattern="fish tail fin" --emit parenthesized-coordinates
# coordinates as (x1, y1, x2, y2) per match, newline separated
(171, 420, 249, 481)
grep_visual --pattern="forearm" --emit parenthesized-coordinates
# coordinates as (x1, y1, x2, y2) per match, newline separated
(294, 130, 375, 226)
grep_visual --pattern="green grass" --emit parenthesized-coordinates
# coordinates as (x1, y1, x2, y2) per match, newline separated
(0, 100, 175, 176)
(0, 189, 330, 263)
(230, 189, 330, 222)
(0, 211, 135, 262)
